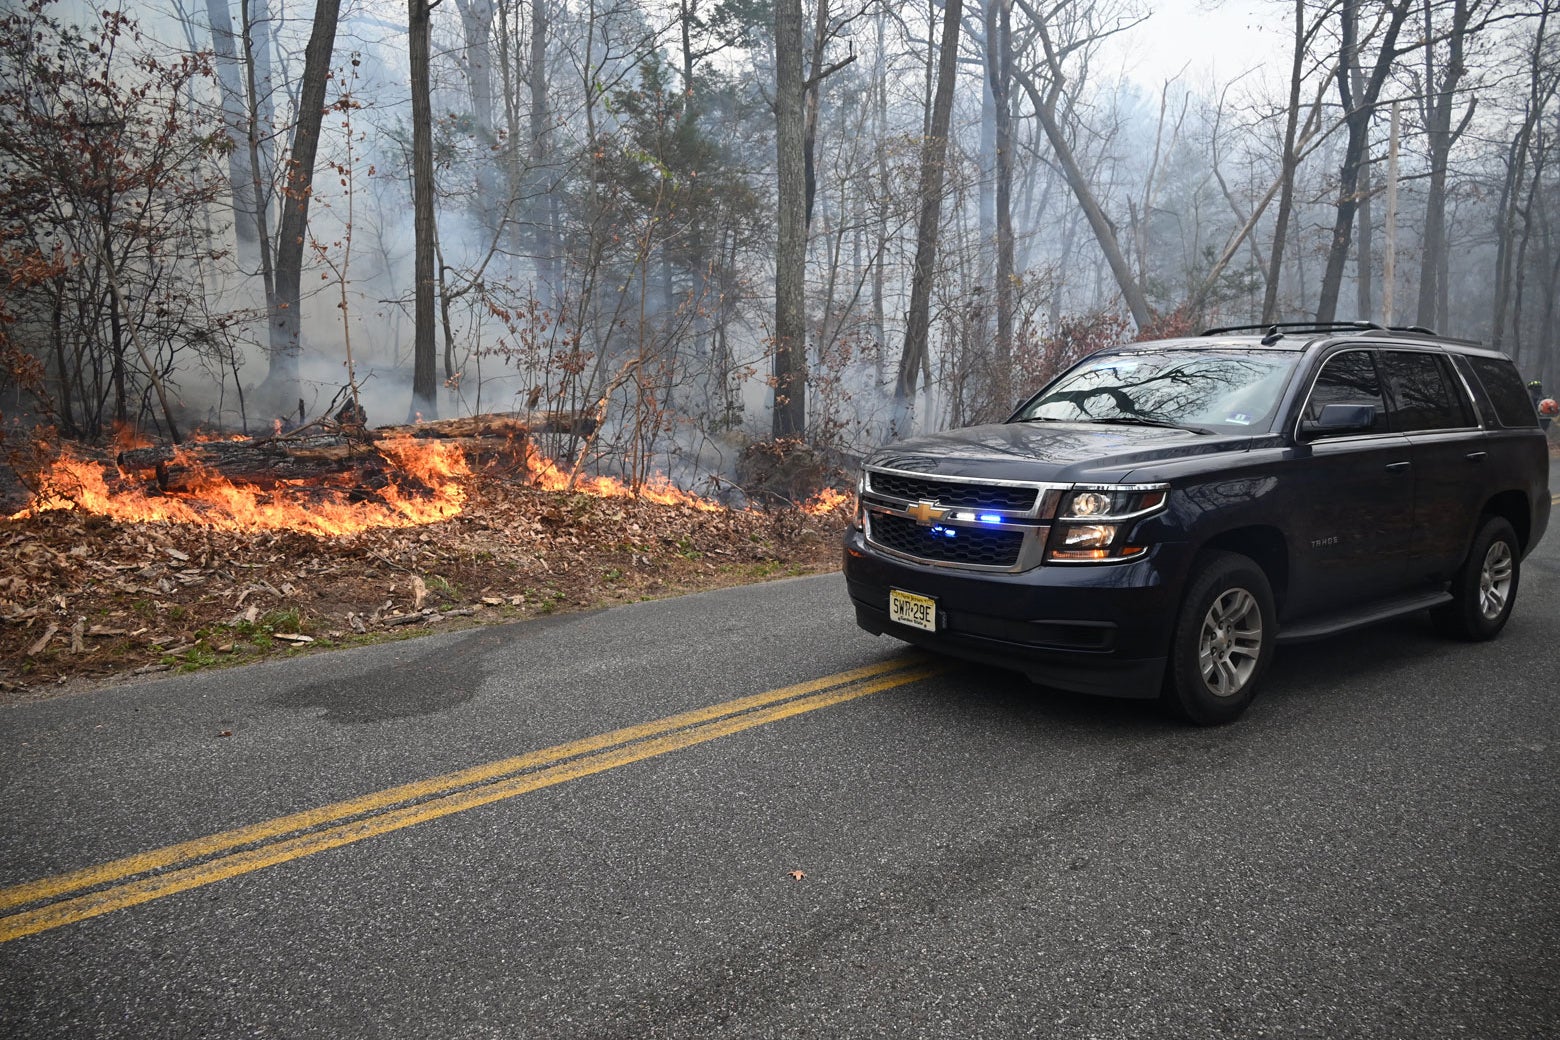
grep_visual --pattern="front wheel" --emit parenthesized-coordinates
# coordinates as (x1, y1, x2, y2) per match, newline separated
(1163, 552, 1276, 726)
(1432, 516, 1520, 641)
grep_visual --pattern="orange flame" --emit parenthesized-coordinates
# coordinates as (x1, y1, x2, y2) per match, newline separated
(9, 438, 469, 537)
(6, 432, 846, 534)
(801, 488, 850, 515)
(521, 443, 724, 512)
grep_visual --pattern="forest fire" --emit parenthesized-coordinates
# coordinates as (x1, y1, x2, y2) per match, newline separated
(519, 443, 725, 513)
(11, 437, 471, 538)
(4, 422, 849, 538)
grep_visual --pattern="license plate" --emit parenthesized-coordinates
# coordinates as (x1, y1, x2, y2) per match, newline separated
(888, 588, 937, 632)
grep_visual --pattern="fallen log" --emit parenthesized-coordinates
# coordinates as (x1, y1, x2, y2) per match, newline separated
(154, 448, 384, 495)
(368, 409, 595, 441)
(112, 409, 582, 495)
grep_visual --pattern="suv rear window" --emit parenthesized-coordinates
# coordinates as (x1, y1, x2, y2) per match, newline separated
(1380, 350, 1475, 431)
(1465, 355, 1541, 429)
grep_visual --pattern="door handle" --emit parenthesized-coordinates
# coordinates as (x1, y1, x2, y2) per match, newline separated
(1465, 451, 1487, 461)
(1385, 461, 1412, 472)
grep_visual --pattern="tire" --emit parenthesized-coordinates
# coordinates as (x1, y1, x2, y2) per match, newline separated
(1163, 551, 1276, 726)
(1432, 516, 1520, 641)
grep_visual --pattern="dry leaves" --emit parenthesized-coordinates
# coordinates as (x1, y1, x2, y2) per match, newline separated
(0, 477, 847, 698)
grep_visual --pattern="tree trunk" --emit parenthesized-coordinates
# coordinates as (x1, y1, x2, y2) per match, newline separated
(1016, 65, 1152, 330)
(409, 0, 439, 420)
(204, 0, 260, 250)
(893, 0, 964, 433)
(1493, 5, 1555, 349)
(1315, 0, 1410, 324)
(528, 0, 557, 305)
(454, 0, 498, 230)
(1263, 0, 1306, 324)
(988, 0, 1014, 408)
(263, 0, 342, 406)
(1416, 0, 1475, 330)
(772, 0, 807, 438)
(1022, 11, 1152, 330)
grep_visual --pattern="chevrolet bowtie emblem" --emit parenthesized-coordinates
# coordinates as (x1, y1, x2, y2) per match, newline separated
(908, 500, 946, 525)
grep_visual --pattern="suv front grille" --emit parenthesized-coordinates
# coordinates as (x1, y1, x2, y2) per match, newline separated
(868, 513, 1028, 568)
(867, 472, 1038, 512)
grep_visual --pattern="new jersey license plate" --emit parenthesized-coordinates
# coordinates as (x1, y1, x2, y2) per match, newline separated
(888, 588, 937, 632)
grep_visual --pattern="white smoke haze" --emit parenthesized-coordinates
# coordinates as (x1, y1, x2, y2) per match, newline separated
(6, 0, 1557, 485)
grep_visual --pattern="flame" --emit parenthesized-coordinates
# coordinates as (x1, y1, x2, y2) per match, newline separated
(801, 488, 850, 515)
(5, 430, 845, 534)
(111, 423, 153, 453)
(521, 443, 724, 513)
(9, 437, 469, 537)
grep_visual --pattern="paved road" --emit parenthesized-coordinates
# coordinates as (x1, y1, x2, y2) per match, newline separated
(2, 506, 1558, 1038)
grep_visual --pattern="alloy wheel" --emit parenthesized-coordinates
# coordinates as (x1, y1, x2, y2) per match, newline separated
(1197, 588, 1263, 698)
(1478, 540, 1514, 621)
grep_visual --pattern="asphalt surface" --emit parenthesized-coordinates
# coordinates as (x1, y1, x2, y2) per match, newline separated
(2, 495, 1557, 1038)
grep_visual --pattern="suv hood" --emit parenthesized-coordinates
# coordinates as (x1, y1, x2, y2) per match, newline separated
(867, 421, 1262, 484)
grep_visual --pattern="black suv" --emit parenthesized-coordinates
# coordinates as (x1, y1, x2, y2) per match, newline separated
(843, 323, 1552, 724)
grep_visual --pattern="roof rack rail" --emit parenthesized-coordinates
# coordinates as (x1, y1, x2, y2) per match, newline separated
(1197, 321, 1487, 347)
(1200, 321, 1386, 337)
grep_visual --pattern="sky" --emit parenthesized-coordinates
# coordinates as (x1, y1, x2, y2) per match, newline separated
(1109, 0, 1290, 91)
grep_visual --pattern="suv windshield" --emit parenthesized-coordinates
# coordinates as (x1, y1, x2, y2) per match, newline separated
(1013, 348, 1299, 433)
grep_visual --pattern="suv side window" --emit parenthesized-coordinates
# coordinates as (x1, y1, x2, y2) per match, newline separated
(1465, 354, 1541, 429)
(1380, 350, 1474, 432)
(1448, 354, 1499, 427)
(1304, 349, 1389, 434)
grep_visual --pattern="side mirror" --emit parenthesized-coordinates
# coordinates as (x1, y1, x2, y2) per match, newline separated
(1299, 403, 1377, 440)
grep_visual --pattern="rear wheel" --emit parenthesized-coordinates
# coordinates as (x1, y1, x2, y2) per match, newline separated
(1163, 552, 1275, 726)
(1432, 516, 1520, 641)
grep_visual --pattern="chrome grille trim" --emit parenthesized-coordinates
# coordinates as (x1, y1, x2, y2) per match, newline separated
(860, 466, 1065, 572)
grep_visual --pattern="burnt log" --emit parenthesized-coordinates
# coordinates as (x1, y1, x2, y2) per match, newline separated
(117, 440, 288, 474)
(110, 410, 587, 495)
(154, 447, 378, 494)
(369, 409, 595, 441)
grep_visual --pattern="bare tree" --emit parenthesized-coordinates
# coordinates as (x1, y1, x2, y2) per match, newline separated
(1013, 0, 1154, 329)
(893, 0, 965, 433)
(1315, 0, 1413, 324)
(262, 0, 342, 409)
(1414, 0, 1495, 330)
(773, 0, 807, 437)
(409, 0, 439, 420)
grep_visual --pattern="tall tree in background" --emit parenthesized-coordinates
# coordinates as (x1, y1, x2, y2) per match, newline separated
(772, 0, 807, 438)
(894, 0, 964, 430)
(1314, 0, 1412, 324)
(1019, 0, 1153, 330)
(204, 0, 260, 250)
(1491, 3, 1557, 354)
(262, 0, 341, 408)
(1415, 0, 1482, 331)
(409, 0, 439, 420)
(986, 0, 1014, 406)
(1262, 0, 1310, 323)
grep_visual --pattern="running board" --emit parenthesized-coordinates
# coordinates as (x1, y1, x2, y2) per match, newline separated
(1277, 590, 1452, 644)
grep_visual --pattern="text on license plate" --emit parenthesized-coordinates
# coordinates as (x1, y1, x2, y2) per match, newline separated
(888, 588, 937, 632)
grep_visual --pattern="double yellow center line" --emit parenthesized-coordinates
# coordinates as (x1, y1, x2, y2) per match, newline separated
(0, 657, 939, 943)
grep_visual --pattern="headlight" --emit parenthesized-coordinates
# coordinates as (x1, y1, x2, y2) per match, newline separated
(1048, 484, 1168, 562)
(1069, 491, 1116, 517)
(1057, 487, 1166, 520)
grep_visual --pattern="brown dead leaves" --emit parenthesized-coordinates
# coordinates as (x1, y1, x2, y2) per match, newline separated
(0, 478, 845, 699)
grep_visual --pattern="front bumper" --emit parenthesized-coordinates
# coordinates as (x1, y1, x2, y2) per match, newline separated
(843, 527, 1183, 699)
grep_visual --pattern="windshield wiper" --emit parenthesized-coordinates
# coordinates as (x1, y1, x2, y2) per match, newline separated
(1089, 415, 1213, 435)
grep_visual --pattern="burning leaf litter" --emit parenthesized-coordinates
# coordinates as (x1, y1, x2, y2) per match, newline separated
(1, 427, 851, 700)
